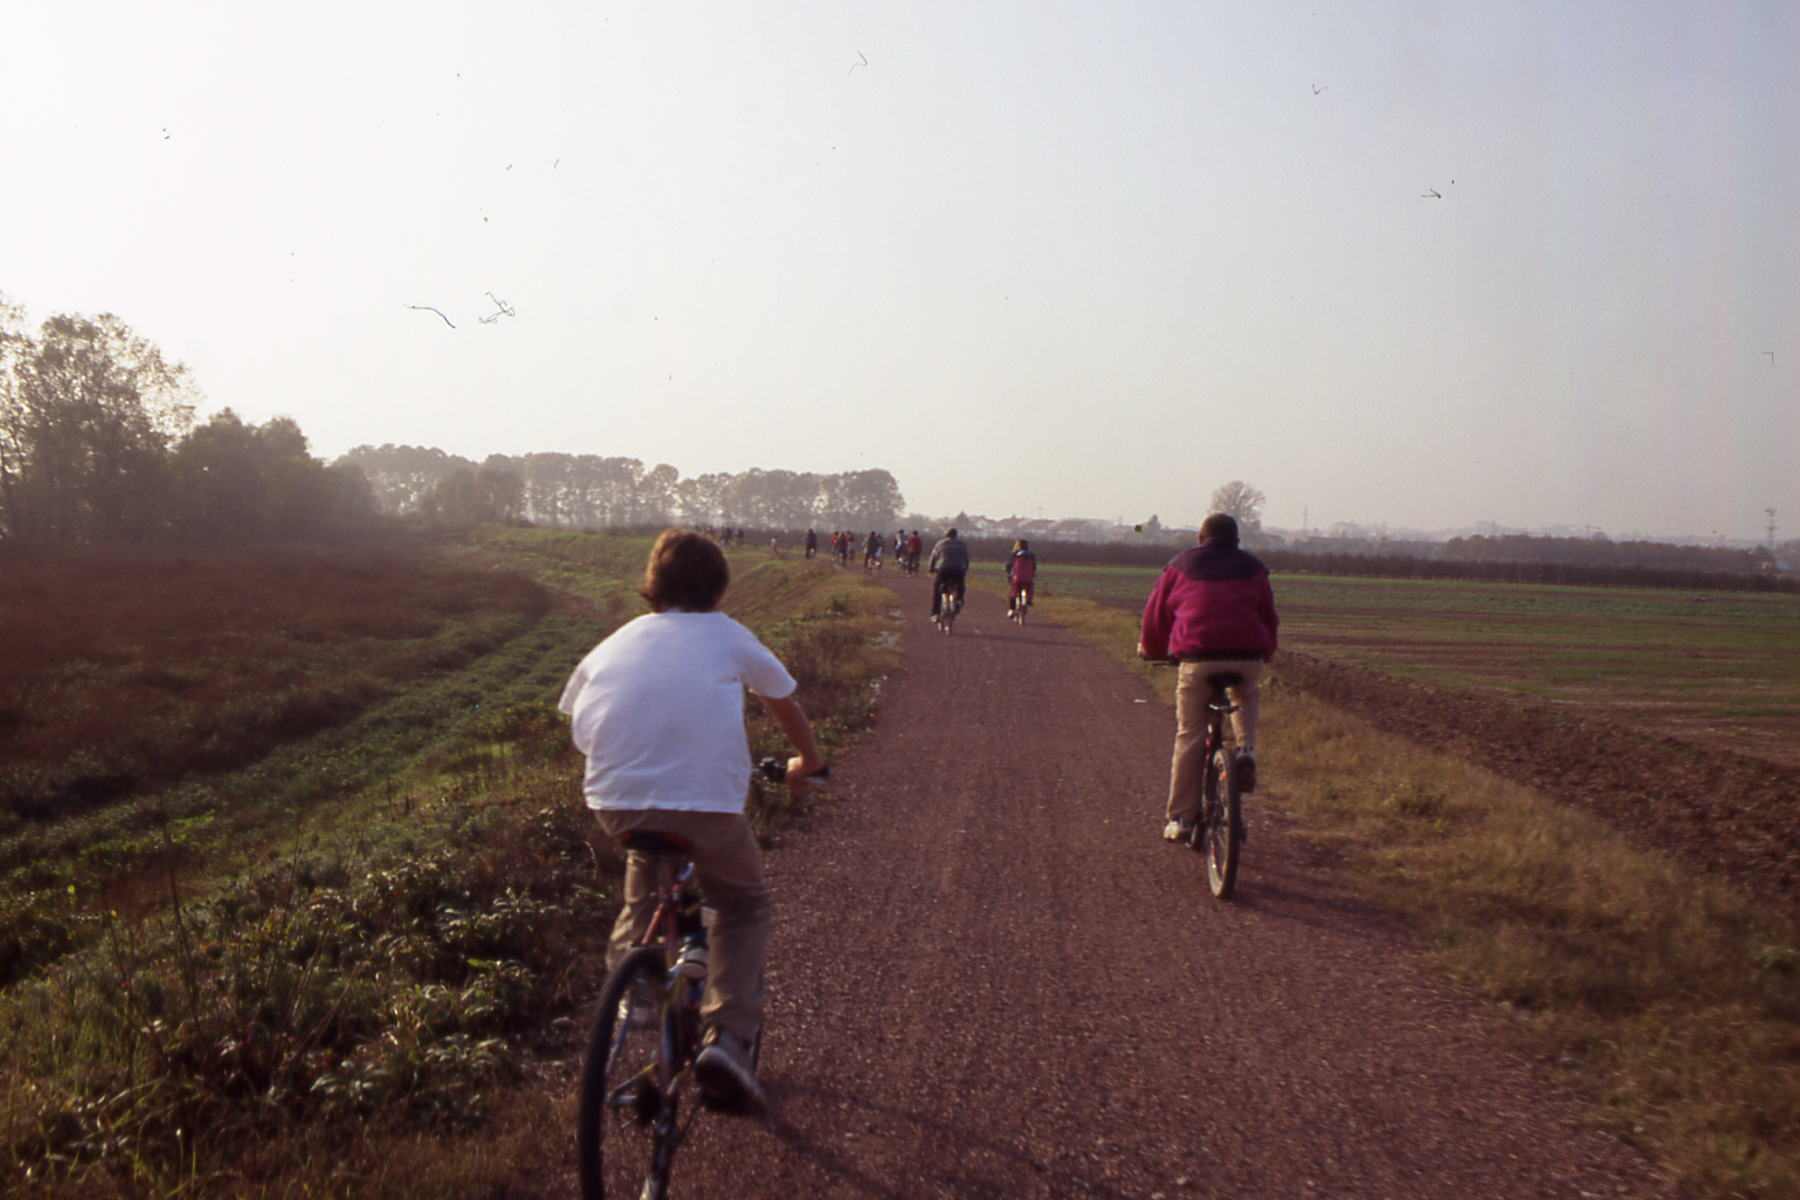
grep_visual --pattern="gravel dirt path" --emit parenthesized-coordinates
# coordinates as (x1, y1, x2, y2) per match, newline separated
(588, 576, 1675, 1198)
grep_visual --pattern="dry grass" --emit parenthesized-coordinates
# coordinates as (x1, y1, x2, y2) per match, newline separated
(0, 547, 547, 828)
(1040, 589, 1800, 1199)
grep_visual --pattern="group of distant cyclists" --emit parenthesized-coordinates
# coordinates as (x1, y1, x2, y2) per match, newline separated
(560, 513, 1275, 1112)
(804, 528, 931, 574)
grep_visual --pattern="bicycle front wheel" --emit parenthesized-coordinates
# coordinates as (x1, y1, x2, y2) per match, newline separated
(578, 945, 675, 1200)
(1200, 750, 1241, 899)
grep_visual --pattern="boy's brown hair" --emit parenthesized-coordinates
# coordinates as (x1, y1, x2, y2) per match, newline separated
(640, 529, 730, 612)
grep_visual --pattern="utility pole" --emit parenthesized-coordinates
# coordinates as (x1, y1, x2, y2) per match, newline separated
(1768, 508, 1778, 549)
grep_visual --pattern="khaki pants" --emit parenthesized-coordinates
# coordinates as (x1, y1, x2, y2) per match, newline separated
(1166, 659, 1264, 822)
(596, 808, 770, 1044)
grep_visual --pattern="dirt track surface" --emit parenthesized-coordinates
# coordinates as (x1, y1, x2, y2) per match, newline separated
(587, 578, 1674, 1198)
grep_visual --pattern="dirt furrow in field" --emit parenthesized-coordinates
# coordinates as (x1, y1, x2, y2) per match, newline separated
(583, 577, 1673, 1198)
(1272, 649, 1800, 911)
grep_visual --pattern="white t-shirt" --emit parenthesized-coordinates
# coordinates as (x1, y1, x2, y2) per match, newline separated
(557, 611, 797, 813)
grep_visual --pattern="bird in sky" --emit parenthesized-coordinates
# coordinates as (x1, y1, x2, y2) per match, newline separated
(1421, 187, 1443, 199)
(849, 50, 868, 75)
(478, 292, 517, 325)
(407, 305, 456, 330)
(1312, 83, 1327, 95)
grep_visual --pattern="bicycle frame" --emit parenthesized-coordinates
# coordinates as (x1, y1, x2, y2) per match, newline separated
(1194, 675, 1243, 898)
(595, 853, 707, 1185)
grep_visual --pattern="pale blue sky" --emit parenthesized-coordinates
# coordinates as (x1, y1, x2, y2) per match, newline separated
(3, 1, 1794, 538)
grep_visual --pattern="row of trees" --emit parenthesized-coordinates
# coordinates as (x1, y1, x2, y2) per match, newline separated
(339, 444, 908, 532)
(1441, 532, 1777, 575)
(0, 304, 376, 544)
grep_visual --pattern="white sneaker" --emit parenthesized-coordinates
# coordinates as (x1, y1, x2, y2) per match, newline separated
(1162, 818, 1194, 842)
(695, 1030, 766, 1114)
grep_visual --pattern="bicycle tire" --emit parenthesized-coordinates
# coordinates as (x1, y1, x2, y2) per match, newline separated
(1202, 749, 1241, 899)
(578, 945, 675, 1200)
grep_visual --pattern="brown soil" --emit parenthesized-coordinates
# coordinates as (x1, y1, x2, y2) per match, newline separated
(575, 580, 1674, 1198)
(1274, 650, 1800, 911)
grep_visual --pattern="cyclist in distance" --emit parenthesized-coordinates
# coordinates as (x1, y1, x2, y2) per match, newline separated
(863, 530, 882, 571)
(804, 527, 818, 559)
(558, 529, 826, 1111)
(905, 530, 924, 573)
(1137, 513, 1278, 842)
(1005, 538, 1038, 617)
(928, 527, 971, 620)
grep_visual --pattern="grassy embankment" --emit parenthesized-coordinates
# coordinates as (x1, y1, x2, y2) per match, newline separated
(1044, 565, 1800, 768)
(1015, 574, 1800, 1200)
(0, 530, 896, 1196)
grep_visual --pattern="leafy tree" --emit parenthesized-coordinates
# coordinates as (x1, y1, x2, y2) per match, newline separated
(338, 444, 473, 515)
(1208, 481, 1266, 533)
(171, 410, 377, 541)
(0, 308, 194, 542)
(419, 461, 524, 527)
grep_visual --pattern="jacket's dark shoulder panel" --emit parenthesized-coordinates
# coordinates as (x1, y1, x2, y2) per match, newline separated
(1173, 545, 1265, 583)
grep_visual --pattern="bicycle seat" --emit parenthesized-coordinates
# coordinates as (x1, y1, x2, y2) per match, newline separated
(1204, 671, 1245, 688)
(618, 831, 695, 857)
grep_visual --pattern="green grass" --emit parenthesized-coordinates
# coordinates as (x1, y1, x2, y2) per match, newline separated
(1, 529, 899, 1196)
(1042, 562, 1800, 766)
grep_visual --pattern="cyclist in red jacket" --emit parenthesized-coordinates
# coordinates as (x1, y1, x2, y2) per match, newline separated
(1138, 514, 1278, 842)
(1005, 539, 1038, 616)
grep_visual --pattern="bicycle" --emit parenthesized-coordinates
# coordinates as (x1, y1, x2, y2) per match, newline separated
(1153, 664, 1247, 899)
(577, 758, 827, 1199)
(1007, 586, 1032, 626)
(1183, 670, 1246, 899)
(933, 576, 964, 634)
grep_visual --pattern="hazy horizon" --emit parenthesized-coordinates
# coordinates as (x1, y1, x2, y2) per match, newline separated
(4, 1, 1794, 540)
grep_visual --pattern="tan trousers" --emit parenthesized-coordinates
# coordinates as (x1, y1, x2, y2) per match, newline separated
(1166, 659, 1264, 822)
(596, 808, 770, 1044)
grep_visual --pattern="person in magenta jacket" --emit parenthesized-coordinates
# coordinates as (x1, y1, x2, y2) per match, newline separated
(1138, 513, 1278, 841)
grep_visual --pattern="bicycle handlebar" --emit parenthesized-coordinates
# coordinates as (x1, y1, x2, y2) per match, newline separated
(757, 757, 831, 783)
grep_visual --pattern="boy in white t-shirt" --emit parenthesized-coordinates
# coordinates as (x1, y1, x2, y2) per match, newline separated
(559, 530, 825, 1112)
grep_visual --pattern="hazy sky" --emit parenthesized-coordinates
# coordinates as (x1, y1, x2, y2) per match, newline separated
(4, 1, 1795, 538)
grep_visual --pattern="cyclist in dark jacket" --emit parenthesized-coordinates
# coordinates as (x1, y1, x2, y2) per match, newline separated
(928, 529, 971, 618)
(1139, 513, 1278, 841)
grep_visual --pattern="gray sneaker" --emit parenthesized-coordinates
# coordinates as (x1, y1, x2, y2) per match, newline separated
(695, 1030, 765, 1114)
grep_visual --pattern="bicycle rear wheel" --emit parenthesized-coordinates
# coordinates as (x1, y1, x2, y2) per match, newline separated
(578, 945, 675, 1200)
(1200, 750, 1241, 899)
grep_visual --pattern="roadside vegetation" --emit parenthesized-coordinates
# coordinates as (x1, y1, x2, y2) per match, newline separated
(0, 530, 896, 1196)
(1036, 586, 1800, 1199)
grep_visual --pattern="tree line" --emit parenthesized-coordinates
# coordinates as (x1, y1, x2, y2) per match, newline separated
(1, 297, 908, 547)
(0, 303, 375, 545)
(338, 444, 907, 532)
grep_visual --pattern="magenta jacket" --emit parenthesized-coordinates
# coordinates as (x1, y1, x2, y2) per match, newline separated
(1140, 543, 1279, 662)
